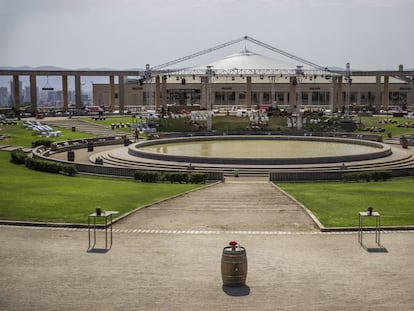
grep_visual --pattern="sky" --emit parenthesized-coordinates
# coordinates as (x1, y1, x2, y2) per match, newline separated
(0, 0, 413, 71)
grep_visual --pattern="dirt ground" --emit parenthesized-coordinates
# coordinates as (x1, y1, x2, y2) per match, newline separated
(1, 225, 414, 311)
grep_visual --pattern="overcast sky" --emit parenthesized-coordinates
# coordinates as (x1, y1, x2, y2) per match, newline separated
(0, 0, 413, 71)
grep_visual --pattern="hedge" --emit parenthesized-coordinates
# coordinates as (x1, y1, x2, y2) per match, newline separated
(164, 172, 189, 184)
(134, 170, 161, 183)
(134, 170, 208, 184)
(24, 157, 77, 176)
(189, 173, 208, 184)
(32, 139, 53, 148)
(343, 171, 392, 182)
(10, 149, 28, 164)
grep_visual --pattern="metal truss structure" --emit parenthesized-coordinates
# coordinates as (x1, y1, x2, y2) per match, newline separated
(150, 35, 336, 77)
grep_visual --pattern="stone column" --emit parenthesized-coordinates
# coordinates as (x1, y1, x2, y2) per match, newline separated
(161, 75, 167, 112)
(200, 76, 208, 109)
(118, 75, 125, 114)
(329, 76, 336, 112)
(337, 76, 343, 113)
(12, 75, 20, 112)
(308, 92, 312, 106)
(155, 75, 161, 111)
(109, 75, 115, 111)
(74, 74, 82, 110)
(235, 92, 240, 106)
(357, 92, 362, 108)
(29, 74, 38, 115)
(375, 75, 381, 112)
(246, 77, 252, 108)
(383, 75, 389, 111)
(289, 77, 296, 112)
(259, 92, 263, 105)
(283, 92, 288, 106)
(62, 75, 68, 112)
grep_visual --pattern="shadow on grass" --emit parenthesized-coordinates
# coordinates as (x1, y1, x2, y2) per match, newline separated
(222, 285, 250, 296)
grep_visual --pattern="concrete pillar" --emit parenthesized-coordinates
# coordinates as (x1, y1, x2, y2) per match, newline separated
(337, 76, 343, 113)
(118, 75, 125, 114)
(375, 75, 381, 112)
(155, 75, 161, 111)
(29, 74, 38, 115)
(383, 75, 389, 111)
(161, 75, 167, 112)
(74, 74, 82, 110)
(308, 92, 312, 106)
(246, 77, 252, 108)
(109, 75, 115, 111)
(357, 92, 362, 108)
(200, 76, 208, 109)
(258, 92, 263, 105)
(13, 75, 20, 112)
(289, 77, 296, 112)
(329, 77, 336, 112)
(235, 92, 240, 106)
(283, 92, 288, 106)
(62, 75, 68, 112)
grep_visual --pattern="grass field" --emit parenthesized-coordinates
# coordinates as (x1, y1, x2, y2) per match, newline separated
(0, 123, 95, 147)
(358, 116, 414, 138)
(0, 151, 203, 224)
(278, 178, 414, 228)
(1, 115, 414, 227)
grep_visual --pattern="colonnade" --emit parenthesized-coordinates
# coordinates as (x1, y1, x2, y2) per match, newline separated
(5, 71, 408, 115)
(9, 73, 121, 115)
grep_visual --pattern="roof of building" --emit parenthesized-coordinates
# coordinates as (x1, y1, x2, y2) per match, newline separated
(196, 50, 314, 71)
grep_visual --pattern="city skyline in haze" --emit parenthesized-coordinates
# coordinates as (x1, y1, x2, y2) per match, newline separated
(0, 0, 413, 71)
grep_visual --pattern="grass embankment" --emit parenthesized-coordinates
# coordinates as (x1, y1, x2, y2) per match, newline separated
(0, 151, 203, 224)
(278, 178, 414, 228)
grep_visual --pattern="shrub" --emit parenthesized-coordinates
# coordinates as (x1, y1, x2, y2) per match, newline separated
(371, 171, 392, 182)
(189, 173, 208, 184)
(163, 172, 189, 184)
(25, 157, 77, 176)
(343, 171, 392, 182)
(343, 172, 360, 182)
(10, 149, 28, 164)
(134, 170, 160, 183)
(61, 165, 78, 176)
(32, 139, 53, 148)
(358, 172, 371, 182)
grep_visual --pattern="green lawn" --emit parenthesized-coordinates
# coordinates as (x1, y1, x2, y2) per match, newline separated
(0, 151, 203, 224)
(278, 178, 414, 228)
(0, 123, 95, 147)
(357, 116, 414, 138)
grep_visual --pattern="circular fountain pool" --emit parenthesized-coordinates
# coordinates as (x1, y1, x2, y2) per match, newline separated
(128, 136, 391, 165)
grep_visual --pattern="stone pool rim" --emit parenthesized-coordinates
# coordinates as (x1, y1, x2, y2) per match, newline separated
(128, 135, 392, 165)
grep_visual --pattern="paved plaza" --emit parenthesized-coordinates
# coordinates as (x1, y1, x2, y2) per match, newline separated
(1, 177, 414, 310)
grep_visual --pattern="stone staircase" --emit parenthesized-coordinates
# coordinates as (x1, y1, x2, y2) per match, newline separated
(115, 177, 318, 232)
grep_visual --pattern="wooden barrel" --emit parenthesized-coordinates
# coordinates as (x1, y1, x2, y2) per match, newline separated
(221, 246, 248, 286)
